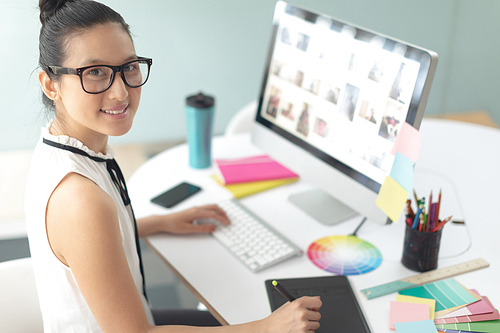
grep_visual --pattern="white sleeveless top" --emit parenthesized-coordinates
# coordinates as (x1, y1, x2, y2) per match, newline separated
(25, 124, 154, 332)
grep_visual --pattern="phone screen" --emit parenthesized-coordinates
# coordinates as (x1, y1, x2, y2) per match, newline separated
(151, 182, 202, 208)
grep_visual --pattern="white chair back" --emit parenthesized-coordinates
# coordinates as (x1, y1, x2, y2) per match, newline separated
(0, 257, 43, 332)
(224, 100, 257, 137)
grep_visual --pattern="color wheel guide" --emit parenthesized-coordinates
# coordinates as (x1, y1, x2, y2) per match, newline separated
(307, 235, 382, 275)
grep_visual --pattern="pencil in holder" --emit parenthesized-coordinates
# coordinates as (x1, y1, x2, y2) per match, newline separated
(401, 223, 442, 272)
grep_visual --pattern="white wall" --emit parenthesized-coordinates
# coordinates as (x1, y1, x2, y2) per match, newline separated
(1, 0, 499, 152)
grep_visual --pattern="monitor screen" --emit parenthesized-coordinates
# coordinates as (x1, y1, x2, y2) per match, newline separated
(252, 1, 437, 225)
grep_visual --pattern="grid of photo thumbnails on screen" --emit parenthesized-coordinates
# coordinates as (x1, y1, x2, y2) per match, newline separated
(260, 12, 421, 187)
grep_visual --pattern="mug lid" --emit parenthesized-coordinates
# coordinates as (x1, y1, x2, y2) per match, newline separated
(186, 92, 215, 108)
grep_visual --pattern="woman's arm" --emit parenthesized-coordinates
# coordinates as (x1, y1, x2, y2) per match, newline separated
(47, 173, 153, 332)
(47, 173, 321, 332)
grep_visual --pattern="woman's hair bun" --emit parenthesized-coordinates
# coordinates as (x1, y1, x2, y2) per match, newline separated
(39, 0, 73, 24)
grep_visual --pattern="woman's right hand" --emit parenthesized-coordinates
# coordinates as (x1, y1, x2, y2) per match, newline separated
(261, 296, 322, 332)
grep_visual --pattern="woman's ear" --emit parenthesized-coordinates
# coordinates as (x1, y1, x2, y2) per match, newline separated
(38, 69, 61, 102)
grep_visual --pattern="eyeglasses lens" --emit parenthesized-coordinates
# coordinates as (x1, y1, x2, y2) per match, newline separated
(123, 61, 149, 87)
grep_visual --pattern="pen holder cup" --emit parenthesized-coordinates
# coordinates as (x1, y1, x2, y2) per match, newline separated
(401, 224, 442, 272)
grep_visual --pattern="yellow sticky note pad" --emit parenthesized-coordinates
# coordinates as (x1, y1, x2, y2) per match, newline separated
(375, 176, 408, 223)
(210, 174, 298, 199)
(396, 294, 436, 319)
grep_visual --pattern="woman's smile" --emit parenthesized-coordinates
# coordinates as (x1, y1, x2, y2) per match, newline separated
(100, 103, 129, 114)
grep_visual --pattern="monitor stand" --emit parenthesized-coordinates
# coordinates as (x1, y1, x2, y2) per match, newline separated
(289, 188, 358, 226)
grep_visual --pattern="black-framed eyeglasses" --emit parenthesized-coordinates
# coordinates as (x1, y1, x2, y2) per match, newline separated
(48, 57, 153, 94)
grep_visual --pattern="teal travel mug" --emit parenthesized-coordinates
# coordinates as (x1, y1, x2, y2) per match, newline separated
(185, 92, 215, 168)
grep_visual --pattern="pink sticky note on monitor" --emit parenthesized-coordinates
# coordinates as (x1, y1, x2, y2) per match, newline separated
(390, 301, 430, 330)
(391, 122, 421, 163)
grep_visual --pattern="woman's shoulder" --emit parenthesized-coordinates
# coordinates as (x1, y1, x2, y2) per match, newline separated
(47, 172, 118, 251)
(50, 171, 114, 220)
(46, 171, 120, 267)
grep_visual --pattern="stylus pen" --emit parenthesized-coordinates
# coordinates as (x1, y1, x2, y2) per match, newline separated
(272, 280, 296, 302)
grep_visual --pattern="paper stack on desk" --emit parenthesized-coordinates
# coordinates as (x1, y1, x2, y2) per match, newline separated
(212, 155, 299, 199)
(388, 278, 499, 333)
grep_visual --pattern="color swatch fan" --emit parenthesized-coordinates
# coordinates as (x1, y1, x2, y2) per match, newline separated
(307, 235, 382, 275)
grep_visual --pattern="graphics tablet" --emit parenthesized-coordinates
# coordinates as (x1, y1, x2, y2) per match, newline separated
(265, 275, 371, 333)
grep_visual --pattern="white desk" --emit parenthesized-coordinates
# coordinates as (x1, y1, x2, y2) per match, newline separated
(128, 119, 500, 332)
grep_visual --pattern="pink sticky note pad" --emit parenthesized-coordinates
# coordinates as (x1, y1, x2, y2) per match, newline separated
(390, 301, 430, 330)
(215, 155, 298, 184)
(391, 122, 421, 163)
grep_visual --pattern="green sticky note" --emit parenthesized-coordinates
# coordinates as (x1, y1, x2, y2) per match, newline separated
(375, 176, 408, 223)
(394, 319, 438, 333)
(390, 152, 415, 193)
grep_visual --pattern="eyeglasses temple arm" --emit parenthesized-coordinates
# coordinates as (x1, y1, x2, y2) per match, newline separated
(48, 66, 78, 75)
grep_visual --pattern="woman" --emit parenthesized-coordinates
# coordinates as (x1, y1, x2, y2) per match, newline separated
(25, 0, 322, 332)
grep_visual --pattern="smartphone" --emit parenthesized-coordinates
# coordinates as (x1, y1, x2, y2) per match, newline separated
(151, 182, 202, 208)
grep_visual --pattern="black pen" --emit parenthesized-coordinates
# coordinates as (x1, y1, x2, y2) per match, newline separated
(272, 280, 296, 302)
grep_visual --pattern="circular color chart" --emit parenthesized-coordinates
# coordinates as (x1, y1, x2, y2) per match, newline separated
(307, 235, 382, 275)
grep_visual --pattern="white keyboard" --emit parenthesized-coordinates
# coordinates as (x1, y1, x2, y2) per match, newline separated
(204, 199, 303, 272)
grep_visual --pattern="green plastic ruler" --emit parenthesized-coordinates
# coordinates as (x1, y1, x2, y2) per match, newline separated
(360, 258, 490, 300)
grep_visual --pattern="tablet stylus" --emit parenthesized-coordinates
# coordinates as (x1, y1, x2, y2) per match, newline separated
(272, 280, 296, 302)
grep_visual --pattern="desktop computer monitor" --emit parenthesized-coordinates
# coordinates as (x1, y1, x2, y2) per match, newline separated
(251, 1, 438, 226)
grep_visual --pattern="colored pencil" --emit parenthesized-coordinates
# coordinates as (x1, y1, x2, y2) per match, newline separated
(419, 198, 426, 232)
(427, 191, 433, 232)
(412, 203, 422, 229)
(431, 215, 452, 233)
(435, 189, 441, 225)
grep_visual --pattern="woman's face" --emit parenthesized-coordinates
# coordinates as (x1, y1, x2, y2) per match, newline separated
(53, 23, 141, 143)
